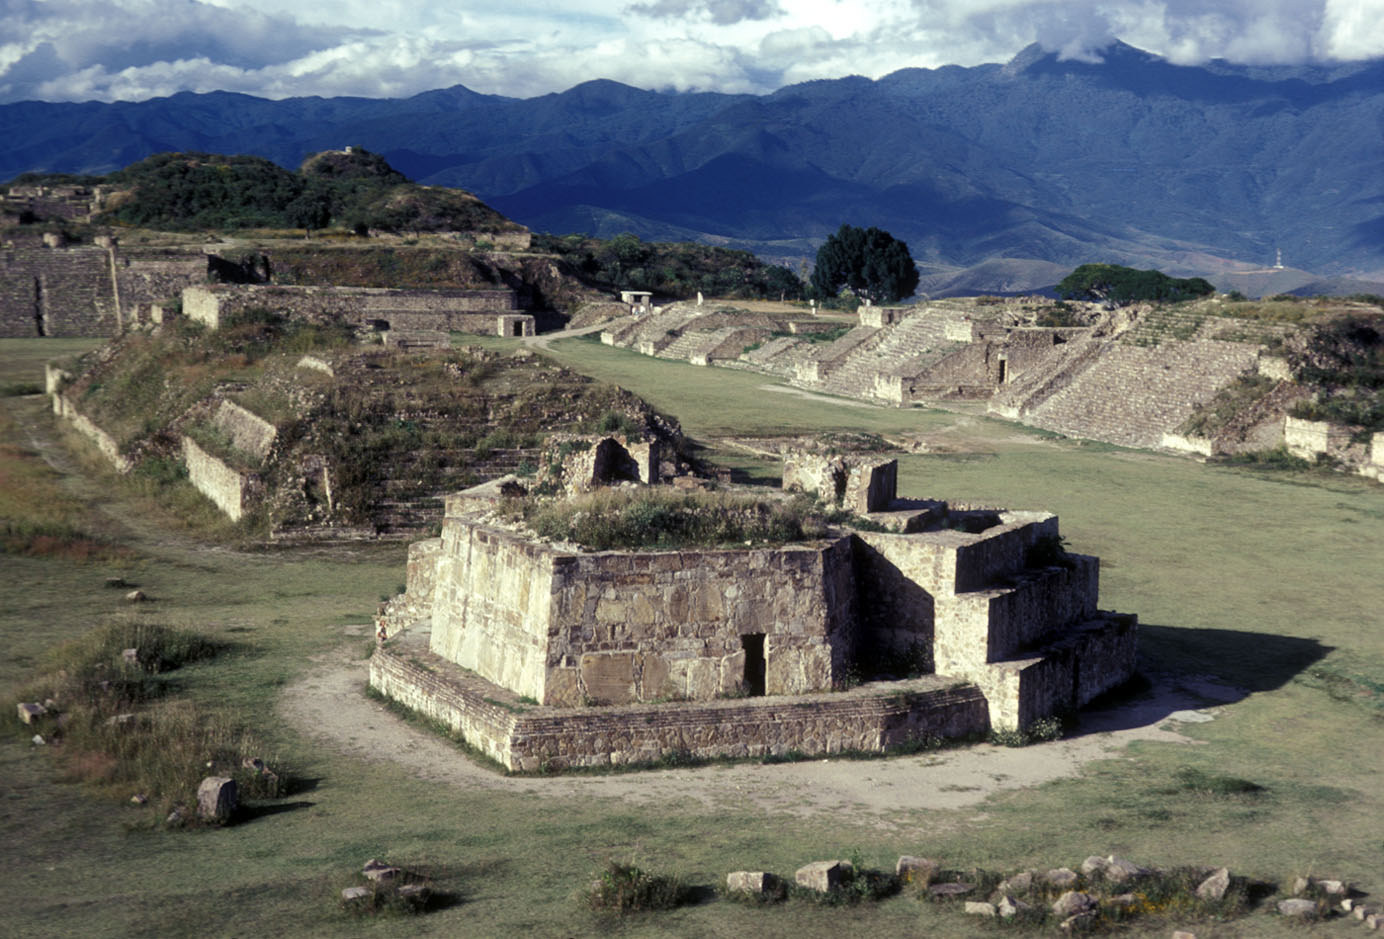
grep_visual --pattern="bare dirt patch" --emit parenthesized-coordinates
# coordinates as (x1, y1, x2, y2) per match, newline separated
(279, 639, 1241, 831)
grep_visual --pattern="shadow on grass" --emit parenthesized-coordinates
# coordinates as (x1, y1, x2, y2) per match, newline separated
(1067, 624, 1332, 739)
(237, 800, 315, 824)
(1138, 623, 1334, 692)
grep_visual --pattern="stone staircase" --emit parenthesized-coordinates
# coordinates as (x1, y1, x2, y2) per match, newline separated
(1020, 339, 1262, 448)
(988, 333, 1107, 419)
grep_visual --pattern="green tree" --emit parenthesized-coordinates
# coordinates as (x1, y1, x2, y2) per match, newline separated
(811, 224, 919, 304)
(1057, 263, 1215, 306)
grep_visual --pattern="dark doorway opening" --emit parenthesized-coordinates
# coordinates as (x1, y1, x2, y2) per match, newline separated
(741, 633, 765, 696)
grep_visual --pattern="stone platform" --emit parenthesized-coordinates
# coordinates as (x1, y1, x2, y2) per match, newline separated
(369, 628, 991, 772)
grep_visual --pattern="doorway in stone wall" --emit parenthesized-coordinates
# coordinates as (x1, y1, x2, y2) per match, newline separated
(741, 633, 765, 696)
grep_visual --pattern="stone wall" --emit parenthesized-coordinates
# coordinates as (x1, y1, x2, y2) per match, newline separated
(377, 538, 443, 636)
(782, 453, 896, 513)
(182, 436, 255, 521)
(0, 236, 207, 337)
(1160, 433, 1215, 456)
(213, 400, 276, 463)
(1283, 416, 1353, 459)
(50, 393, 132, 472)
(371, 645, 991, 771)
(969, 613, 1138, 729)
(427, 515, 859, 707)
(183, 284, 519, 331)
(429, 519, 556, 703)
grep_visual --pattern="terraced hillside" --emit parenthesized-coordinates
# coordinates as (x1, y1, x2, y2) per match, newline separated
(49, 314, 682, 540)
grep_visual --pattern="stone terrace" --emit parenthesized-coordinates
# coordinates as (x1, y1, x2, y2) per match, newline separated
(1017, 339, 1261, 448)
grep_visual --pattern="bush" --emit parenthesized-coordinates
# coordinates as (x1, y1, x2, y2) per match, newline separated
(585, 861, 690, 914)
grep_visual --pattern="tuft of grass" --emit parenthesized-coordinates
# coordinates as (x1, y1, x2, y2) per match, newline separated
(989, 715, 1065, 747)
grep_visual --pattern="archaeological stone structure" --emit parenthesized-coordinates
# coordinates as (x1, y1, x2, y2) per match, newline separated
(182, 284, 535, 339)
(602, 299, 1298, 455)
(371, 453, 1137, 770)
(0, 233, 208, 337)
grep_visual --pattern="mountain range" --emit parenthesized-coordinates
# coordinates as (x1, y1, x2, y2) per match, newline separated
(5, 40, 1382, 296)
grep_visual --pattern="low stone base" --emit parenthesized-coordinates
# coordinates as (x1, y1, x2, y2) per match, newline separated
(369, 639, 991, 772)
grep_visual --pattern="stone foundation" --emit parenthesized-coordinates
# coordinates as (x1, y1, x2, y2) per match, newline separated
(370, 641, 990, 771)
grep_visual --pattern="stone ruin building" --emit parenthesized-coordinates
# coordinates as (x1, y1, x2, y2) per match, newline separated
(601, 298, 1299, 457)
(370, 443, 1137, 771)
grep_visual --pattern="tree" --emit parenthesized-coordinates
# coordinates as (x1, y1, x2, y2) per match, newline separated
(811, 224, 919, 304)
(1057, 263, 1215, 306)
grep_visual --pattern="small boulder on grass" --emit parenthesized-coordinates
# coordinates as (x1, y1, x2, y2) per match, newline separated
(964, 901, 996, 917)
(1102, 856, 1149, 884)
(795, 860, 853, 893)
(1046, 867, 1080, 888)
(1195, 867, 1231, 901)
(726, 871, 785, 900)
(341, 886, 371, 903)
(1278, 898, 1319, 919)
(1080, 855, 1108, 877)
(996, 895, 1032, 919)
(17, 702, 46, 725)
(196, 776, 237, 823)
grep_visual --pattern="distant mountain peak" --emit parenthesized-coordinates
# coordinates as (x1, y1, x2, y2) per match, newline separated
(1002, 38, 1161, 76)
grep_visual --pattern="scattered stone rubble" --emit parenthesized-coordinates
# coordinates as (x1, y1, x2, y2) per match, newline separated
(715, 852, 1373, 932)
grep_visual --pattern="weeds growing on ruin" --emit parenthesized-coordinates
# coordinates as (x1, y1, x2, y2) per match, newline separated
(502, 488, 850, 550)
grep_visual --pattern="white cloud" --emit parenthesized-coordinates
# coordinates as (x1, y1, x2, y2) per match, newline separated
(0, 0, 1378, 104)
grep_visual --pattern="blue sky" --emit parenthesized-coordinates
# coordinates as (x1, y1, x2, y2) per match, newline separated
(1, 0, 1380, 103)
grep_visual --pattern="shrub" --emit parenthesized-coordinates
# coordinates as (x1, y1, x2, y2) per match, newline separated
(585, 861, 690, 914)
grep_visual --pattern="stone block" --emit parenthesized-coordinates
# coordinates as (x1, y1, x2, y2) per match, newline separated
(196, 776, 237, 822)
(17, 702, 46, 724)
(965, 901, 996, 916)
(998, 870, 1034, 894)
(636, 654, 671, 700)
(543, 666, 581, 707)
(795, 860, 853, 893)
(1103, 856, 1148, 884)
(580, 652, 636, 704)
(1277, 898, 1318, 918)
(363, 858, 402, 883)
(726, 871, 784, 899)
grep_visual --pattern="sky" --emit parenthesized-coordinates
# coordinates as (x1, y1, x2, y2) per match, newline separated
(1, 0, 1381, 104)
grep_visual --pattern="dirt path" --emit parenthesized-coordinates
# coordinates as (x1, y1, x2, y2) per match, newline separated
(279, 640, 1241, 829)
